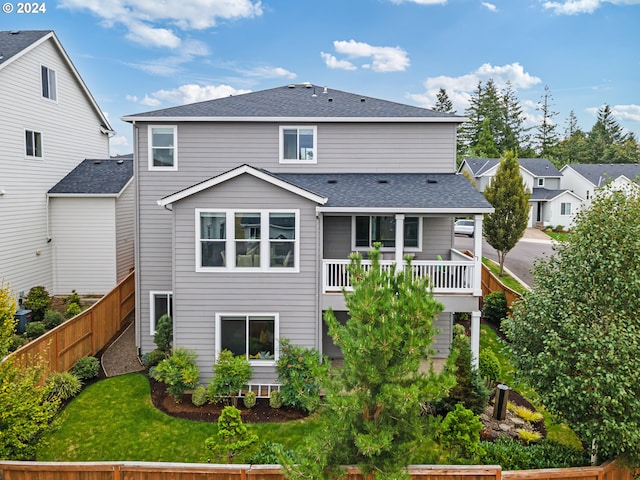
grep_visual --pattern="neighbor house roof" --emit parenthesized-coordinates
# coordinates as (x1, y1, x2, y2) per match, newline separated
(123, 83, 466, 123)
(0, 30, 113, 133)
(461, 158, 561, 178)
(562, 163, 640, 186)
(48, 159, 133, 196)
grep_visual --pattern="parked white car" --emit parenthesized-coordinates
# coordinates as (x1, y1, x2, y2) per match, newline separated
(454, 219, 475, 237)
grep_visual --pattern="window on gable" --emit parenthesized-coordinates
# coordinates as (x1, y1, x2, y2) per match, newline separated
(218, 314, 278, 363)
(561, 202, 572, 215)
(25, 130, 42, 158)
(537, 178, 545, 187)
(150, 291, 173, 335)
(354, 216, 420, 250)
(149, 125, 177, 170)
(41, 66, 57, 101)
(280, 126, 316, 163)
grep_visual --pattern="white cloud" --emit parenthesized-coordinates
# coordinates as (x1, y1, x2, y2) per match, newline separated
(129, 84, 251, 107)
(482, 2, 498, 11)
(110, 135, 130, 147)
(613, 104, 640, 122)
(388, 0, 447, 4)
(325, 40, 410, 73)
(58, 0, 263, 47)
(126, 39, 209, 76)
(542, 0, 640, 15)
(242, 66, 297, 79)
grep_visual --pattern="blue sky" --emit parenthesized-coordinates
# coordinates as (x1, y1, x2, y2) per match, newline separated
(3, 0, 640, 156)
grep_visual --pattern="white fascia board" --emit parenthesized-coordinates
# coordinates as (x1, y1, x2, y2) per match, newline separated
(316, 207, 494, 215)
(158, 164, 328, 207)
(123, 115, 468, 124)
(47, 193, 118, 198)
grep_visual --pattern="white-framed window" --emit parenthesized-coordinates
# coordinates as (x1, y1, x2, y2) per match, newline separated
(41, 65, 57, 101)
(561, 202, 572, 215)
(537, 178, 545, 187)
(279, 126, 316, 163)
(216, 313, 279, 365)
(353, 215, 421, 251)
(197, 209, 299, 272)
(25, 130, 42, 158)
(150, 291, 173, 335)
(148, 125, 177, 170)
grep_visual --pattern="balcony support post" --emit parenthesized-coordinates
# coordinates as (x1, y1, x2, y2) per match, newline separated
(473, 214, 484, 296)
(395, 214, 405, 273)
(471, 310, 481, 369)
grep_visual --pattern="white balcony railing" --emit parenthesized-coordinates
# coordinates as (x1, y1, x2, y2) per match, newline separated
(322, 259, 475, 294)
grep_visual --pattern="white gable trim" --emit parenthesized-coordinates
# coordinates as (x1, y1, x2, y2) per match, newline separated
(123, 115, 467, 124)
(158, 164, 328, 207)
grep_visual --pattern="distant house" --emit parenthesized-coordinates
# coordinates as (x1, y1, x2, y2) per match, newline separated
(560, 163, 640, 208)
(123, 83, 493, 385)
(459, 157, 582, 229)
(48, 158, 134, 294)
(0, 30, 113, 297)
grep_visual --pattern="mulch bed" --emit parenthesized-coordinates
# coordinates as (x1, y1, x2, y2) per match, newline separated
(149, 378, 308, 423)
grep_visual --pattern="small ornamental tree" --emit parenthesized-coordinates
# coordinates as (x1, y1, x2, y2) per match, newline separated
(503, 185, 640, 468)
(153, 313, 173, 353)
(283, 245, 456, 480)
(208, 350, 252, 407)
(149, 348, 200, 402)
(483, 150, 531, 276)
(205, 406, 258, 463)
(23, 286, 51, 322)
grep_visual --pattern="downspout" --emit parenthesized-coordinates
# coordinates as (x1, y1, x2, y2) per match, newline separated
(316, 210, 323, 355)
(133, 121, 142, 356)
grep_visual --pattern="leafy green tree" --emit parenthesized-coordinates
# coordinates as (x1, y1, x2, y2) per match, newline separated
(208, 349, 252, 407)
(503, 185, 640, 467)
(483, 151, 531, 275)
(205, 406, 258, 463)
(284, 245, 456, 480)
(0, 280, 16, 356)
(433, 88, 455, 113)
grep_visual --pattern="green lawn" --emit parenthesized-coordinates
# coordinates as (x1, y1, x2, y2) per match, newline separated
(37, 373, 320, 463)
(544, 230, 570, 242)
(482, 258, 528, 295)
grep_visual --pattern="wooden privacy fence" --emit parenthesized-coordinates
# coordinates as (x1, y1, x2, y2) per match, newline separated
(479, 263, 523, 312)
(0, 460, 634, 480)
(4, 271, 135, 377)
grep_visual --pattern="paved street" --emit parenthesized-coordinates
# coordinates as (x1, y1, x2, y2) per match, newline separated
(454, 228, 555, 288)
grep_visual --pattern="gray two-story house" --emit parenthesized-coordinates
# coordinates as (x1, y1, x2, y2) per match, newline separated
(123, 84, 492, 387)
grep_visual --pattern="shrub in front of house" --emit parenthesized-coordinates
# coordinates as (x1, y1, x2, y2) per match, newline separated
(269, 389, 283, 409)
(207, 349, 252, 407)
(66, 302, 82, 319)
(249, 441, 299, 465)
(71, 356, 100, 382)
(153, 313, 172, 353)
(479, 349, 501, 384)
(482, 291, 508, 326)
(276, 338, 324, 413)
(23, 286, 51, 322)
(191, 385, 207, 407)
(46, 372, 82, 401)
(141, 348, 167, 368)
(43, 310, 63, 330)
(149, 347, 200, 403)
(25, 321, 46, 339)
(243, 391, 257, 409)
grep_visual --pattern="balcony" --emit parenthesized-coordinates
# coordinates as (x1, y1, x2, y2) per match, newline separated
(322, 253, 475, 294)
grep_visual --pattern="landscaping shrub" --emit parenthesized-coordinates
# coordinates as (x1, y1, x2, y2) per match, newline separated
(191, 385, 207, 407)
(23, 286, 51, 322)
(153, 313, 172, 353)
(437, 403, 484, 463)
(71, 356, 100, 382)
(149, 348, 200, 402)
(205, 406, 258, 464)
(47, 372, 82, 401)
(65, 290, 81, 307)
(66, 302, 82, 318)
(141, 348, 167, 368)
(507, 402, 543, 423)
(249, 441, 299, 465)
(482, 291, 507, 326)
(479, 349, 501, 383)
(515, 429, 543, 444)
(243, 391, 257, 409)
(25, 321, 46, 339)
(479, 437, 587, 470)
(207, 349, 252, 407)
(8, 334, 26, 352)
(269, 389, 283, 409)
(276, 338, 323, 412)
(43, 310, 64, 330)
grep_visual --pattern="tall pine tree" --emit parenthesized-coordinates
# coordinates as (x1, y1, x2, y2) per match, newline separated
(533, 85, 559, 158)
(433, 88, 455, 113)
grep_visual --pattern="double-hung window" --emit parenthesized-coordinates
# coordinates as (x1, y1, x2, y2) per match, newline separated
(197, 209, 298, 271)
(354, 215, 421, 250)
(561, 202, 572, 215)
(41, 66, 57, 101)
(148, 125, 177, 170)
(25, 130, 42, 158)
(150, 291, 173, 335)
(217, 313, 278, 364)
(280, 126, 316, 163)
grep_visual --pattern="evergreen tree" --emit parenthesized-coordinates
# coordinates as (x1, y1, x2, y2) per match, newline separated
(554, 110, 589, 166)
(473, 118, 500, 158)
(534, 85, 559, 157)
(433, 88, 455, 113)
(483, 151, 531, 276)
(499, 81, 528, 154)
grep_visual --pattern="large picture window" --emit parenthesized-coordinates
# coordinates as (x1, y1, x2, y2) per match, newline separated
(148, 125, 177, 170)
(150, 291, 173, 335)
(217, 313, 278, 363)
(280, 126, 316, 163)
(354, 215, 420, 250)
(197, 209, 298, 271)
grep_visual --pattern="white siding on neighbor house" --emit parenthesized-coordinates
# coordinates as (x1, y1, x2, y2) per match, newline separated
(0, 37, 109, 296)
(560, 167, 593, 206)
(49, 197, 117, 294)
(169, 175, 320, 383)
(116, 183, 135, 282)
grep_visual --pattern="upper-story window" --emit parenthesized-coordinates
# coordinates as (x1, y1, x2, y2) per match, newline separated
(148, 125, 177, 170)
(280, 126, 316, 163)
(197, 209, 298, 271)
(41, 66, 57, 101)
(25, 130, 43, 158)
(354, 216, 421, 250)
(537, 178, 545, 187)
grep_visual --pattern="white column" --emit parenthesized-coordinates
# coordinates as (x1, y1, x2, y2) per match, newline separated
(395, 214, 405, 272)
(471, 310, 481, 369)
(473, 214, 484, 296)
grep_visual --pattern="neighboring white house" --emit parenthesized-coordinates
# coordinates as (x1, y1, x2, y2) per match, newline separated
(48, 158, 134, 295)
(0, 30, 113, 298)
(560, 163, 640, 209)
(459, 157, 582, 229)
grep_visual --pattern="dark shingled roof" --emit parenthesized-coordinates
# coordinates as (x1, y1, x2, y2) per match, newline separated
(0, 30, 51, 66)
(567, 163, 640, 186)
(530, 188, 568, 201)
(124, 84, 464, 121)
(272, 172, 492, 210)
(48, 159, 133, 195)
(464, 158, 561, 177)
